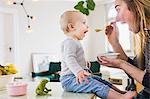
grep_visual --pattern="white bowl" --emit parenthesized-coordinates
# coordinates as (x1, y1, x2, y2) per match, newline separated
(98, 53, 120, 59)
(0, 74, 14, 90)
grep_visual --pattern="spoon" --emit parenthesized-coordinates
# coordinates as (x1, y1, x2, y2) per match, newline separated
(95, 22, 115, 32)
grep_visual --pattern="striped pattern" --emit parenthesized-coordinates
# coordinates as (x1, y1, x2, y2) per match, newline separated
(143, 30, 150, 94)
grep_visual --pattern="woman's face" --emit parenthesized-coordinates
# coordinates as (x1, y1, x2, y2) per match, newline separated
(115, 0, 139, 33)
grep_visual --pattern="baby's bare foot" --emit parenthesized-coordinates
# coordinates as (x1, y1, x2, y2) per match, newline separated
(120, 91, 137, 99)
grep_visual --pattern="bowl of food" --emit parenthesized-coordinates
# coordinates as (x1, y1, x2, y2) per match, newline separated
(97, 52, 120, 59)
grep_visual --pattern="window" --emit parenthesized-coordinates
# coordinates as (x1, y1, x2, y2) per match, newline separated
(106, 5, 133, 53)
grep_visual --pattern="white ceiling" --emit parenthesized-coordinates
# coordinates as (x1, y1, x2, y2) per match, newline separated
(15, 0, 97, 1)
(22, 0, 114, 4)
(1, 0, 114, 5)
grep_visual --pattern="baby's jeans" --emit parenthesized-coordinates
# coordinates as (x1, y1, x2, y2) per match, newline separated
(60, 74, 111, 99)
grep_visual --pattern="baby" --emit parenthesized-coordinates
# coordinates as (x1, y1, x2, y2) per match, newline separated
(59, 10, 136, 99)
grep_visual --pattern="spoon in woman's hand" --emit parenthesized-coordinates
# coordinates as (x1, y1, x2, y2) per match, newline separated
(95, 22, 114, 33)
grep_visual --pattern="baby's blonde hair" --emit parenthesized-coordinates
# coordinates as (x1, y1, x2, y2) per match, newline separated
(60, 10, 81, 34)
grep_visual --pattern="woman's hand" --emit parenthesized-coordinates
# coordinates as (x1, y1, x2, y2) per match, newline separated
(105, 22, 119, 45)
(97, 56, 125, 69)
(98, 56, 146, 84)
(105, 22, 129, 61)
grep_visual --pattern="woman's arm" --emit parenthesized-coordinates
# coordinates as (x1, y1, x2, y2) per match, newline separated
(120, 61, 145, 84)
(121, 62, 150, 88)
(105, 23, 128, 61)
(111, 42, 128, 61)
(99, 57, 149, 88)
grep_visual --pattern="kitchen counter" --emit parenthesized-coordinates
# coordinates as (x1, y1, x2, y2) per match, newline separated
(0, 81, 96, 99)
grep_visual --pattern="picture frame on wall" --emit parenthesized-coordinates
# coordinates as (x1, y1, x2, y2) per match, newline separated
(31, 53, 59, 73)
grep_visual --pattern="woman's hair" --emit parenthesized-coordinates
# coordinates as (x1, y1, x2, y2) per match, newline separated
(123, 0, 150, 69)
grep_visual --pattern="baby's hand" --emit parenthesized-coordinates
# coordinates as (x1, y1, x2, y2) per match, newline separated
(76, 70, 90, 84)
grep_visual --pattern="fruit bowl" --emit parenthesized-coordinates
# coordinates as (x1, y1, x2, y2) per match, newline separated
(0, 74, 14, 90)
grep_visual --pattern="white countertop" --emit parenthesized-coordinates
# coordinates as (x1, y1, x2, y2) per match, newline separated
(0, 81, 95, 99)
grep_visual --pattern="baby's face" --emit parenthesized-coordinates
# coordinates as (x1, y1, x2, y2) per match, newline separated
(73, 13, 88, 40)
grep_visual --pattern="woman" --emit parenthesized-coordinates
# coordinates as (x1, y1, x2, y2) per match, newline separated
(98, 0, 150, 98)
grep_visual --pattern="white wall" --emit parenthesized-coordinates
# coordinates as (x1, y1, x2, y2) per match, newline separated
(0, 13, 5, 64)
(18, 1, 78, 75)
(87, 4, 107, 61)
(0, 1, 107, 76)
(0, 0, 8, 59)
